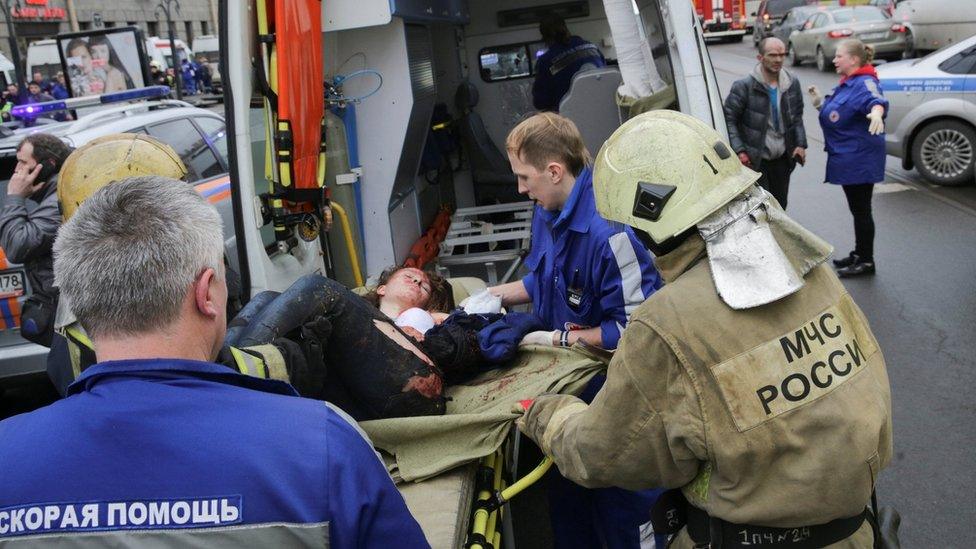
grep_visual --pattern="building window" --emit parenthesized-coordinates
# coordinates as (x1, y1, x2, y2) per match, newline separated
(184, 21, 193, 43)
(147, 21, 159, 37)
(127, 21, 137, 29)
(80, 21, 91, 30)
(105, 21, 116, 28)
(201, 21, 209, 35)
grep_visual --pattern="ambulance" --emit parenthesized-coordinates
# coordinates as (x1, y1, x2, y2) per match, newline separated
(215, 0, 726, 545)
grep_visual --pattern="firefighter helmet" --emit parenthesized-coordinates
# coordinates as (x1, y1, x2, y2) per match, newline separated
(58, 133, 188, 221)
(592, 110, 759, 246)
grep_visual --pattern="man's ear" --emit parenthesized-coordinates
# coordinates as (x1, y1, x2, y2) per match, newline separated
(194, 268, 220, 319)
(547, 161, 565, 184)
(376, 284, 387, 297)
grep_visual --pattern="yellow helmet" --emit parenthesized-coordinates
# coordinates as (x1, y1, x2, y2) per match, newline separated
(58, 133, 188, 221)
(593, 110, 759, 248)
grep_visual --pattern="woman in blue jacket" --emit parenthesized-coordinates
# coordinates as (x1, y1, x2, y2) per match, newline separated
(810, 39, 888, 277)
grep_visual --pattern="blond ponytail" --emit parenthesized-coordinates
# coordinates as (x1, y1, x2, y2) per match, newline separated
(840, 39, 875, 66)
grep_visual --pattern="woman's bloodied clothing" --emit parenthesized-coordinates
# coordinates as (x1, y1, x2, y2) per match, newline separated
(228, 275, 545, 421)
(230, 275, 445, 420)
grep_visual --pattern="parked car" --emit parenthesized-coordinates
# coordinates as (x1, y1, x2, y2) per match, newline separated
(746, 0, 762, 33)
(788, 6, 907, 71)
(891, 0, 976, 58)
(0, 99, 231, 385)
(769, 4, 834, 48)
(878, 35, 976, 186)
(754, 0, 811, 48)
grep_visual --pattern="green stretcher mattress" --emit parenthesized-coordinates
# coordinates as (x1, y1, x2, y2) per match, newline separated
(361, 344, 606, 483)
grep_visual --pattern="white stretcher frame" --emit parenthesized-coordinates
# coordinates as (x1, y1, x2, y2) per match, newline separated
(436, 202, 535, 285)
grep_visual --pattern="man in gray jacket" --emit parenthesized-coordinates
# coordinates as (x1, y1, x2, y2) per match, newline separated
(724, 37, 807, 209)
(0, 133, 72, 345)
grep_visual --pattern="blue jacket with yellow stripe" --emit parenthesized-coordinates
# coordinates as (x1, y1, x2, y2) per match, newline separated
(0, 359, 429, 548)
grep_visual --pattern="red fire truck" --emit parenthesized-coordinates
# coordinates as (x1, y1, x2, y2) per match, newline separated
(694, 0, 748, 41)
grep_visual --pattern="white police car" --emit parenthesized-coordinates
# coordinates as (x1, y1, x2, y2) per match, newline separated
(0, 87, 231, 386)
(878, 35, 976, 186)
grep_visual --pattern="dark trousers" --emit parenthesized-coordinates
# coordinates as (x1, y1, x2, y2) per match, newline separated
(842, 184, 875, 262)
(229, 275, 446, 420)
(757, 155, 795, 210)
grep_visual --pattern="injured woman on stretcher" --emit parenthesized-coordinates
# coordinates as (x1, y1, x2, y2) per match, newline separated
(222, 266, 551, 421)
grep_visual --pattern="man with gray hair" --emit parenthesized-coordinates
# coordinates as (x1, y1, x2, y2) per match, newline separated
(0, 177, 427, 547)
(724, 37, 807, 210)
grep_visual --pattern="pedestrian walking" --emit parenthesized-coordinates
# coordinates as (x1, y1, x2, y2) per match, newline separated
(724, 37, 807, 209)
(809, 39, 888, 277)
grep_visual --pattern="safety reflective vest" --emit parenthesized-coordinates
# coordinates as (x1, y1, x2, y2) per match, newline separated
(62, 322, 289, 383)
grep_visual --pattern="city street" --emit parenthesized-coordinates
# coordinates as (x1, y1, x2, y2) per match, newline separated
(0, 34, 972, 548)
(708, 39, 976, 546)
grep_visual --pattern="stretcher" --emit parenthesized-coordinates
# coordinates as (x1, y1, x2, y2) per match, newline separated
(255, 0, 326, 198)
(378, 345, 598, 547)
(398, 437, 553, 548)
(254, 0, 329, 247)
(355, 276, 607, 547)
(436, 202, 535, 285)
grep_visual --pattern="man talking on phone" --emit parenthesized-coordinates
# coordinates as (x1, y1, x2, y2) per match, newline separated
(0, 134, 73, 346)
(723, 37, 807, 210)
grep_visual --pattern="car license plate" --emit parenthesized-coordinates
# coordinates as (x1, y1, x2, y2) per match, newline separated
(0, 269, 25, 299)
(861, 32, 886, 40)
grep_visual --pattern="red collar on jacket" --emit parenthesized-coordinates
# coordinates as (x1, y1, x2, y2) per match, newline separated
(840, 65, 878, 85)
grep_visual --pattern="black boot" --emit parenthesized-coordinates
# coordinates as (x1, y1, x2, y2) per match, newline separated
(837, 259, 875, 277)
(832, 252, 859, 268)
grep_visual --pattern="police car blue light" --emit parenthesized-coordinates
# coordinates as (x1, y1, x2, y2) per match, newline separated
(11, 86, 173, 119)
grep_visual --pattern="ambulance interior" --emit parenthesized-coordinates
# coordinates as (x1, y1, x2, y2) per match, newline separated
(234, 0, 723, 294)
(224, 0, 722, 545)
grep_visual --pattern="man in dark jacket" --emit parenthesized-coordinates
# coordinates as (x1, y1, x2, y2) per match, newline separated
(532, 13, 605, 112)
(0, 134, 72, 345)
(723, 37, 807, 209)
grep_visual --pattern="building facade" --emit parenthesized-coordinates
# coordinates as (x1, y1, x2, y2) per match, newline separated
(0, 0, 217, 82)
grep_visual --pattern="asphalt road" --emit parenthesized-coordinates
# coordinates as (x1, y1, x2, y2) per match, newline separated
(708, 39, 976, 547)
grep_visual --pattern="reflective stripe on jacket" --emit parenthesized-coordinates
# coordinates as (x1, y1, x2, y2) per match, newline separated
(532, 37, 606, 112)
(0, 359, 429, 547)
(523, 167, 662, 349)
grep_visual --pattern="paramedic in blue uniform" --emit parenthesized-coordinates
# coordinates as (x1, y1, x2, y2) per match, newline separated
(488, 112, 664, 548)
(808, 39, 888, 278)
(0, 176, 428, 548)
(532, 12, 606, 112)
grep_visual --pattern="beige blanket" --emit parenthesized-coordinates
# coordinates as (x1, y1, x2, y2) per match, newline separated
(360, 345, 606, 482)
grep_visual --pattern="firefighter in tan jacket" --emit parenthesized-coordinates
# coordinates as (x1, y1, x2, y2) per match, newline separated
(517, 111, 892, 548)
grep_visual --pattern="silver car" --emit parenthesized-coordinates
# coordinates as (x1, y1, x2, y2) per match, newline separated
(878, 35, 976, 186)
(0, 101, 232, 386)
(788, 6, 907, 71)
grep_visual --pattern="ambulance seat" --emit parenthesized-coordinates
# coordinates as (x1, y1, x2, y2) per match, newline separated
(558, 67, 623, 157)
(454, 81, 521, 205)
